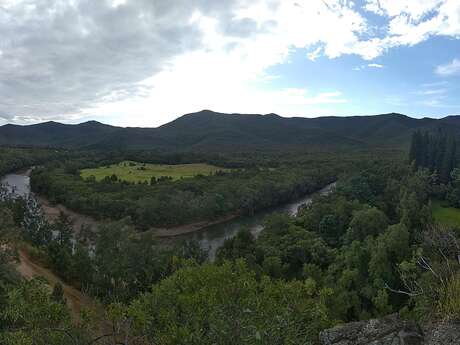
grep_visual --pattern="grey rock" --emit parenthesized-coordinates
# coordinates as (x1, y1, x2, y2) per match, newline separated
(423, 321, 460, 344)
(319, 314, 423, 345)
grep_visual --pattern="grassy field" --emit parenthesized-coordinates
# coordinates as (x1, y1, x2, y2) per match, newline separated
(80, 161, 228, 183)
(431, 200, 460, 228)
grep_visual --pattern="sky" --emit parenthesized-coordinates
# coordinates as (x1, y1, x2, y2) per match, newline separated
(0, 0, 459, 127)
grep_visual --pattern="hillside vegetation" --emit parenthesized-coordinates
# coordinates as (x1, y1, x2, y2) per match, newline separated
(2, 110, 460, 152)
(1, 131, 460, 344)
(30, 152, 342, 229)
(2, 148, 458, 344)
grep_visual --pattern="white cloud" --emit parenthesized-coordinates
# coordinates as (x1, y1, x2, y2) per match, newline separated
(419, 98, 459, 108)
(359, 0, 460, 58)
(436, 59, 460, 76)
(412, 88, 447, 95)
(364, 0, 445, 20)
(353, 63, 384, 71)
(1, 0, 460, 125)
(421, 81, 448, 87)
(307, 47, 322, 61)
(368, 63, 384, 68)
(85, 50, 347, 127)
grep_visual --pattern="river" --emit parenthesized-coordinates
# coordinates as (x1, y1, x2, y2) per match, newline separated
(178, 182, 335, 258)
(1, 171, 335, 258)
(1, 172, 30, 197)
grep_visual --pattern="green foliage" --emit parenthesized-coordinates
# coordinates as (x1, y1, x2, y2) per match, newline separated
(438, 274, 460, 320)
(216, 228, 256, 264)
(431, 200, 460, 227)
(129, 260, 334, 345)
(409, 130, 457, 183)
(368, 223, 410, 286)
(0, 208, 18, 267)
(51, 282, 65, 305)
(6, 144, 455, 340)
(0, 148, 64, 176)
(216, 159, 426, 322)
(31, 157, 339, 229)
(0, 279, 75, 345)
(346, 207, 389, 242)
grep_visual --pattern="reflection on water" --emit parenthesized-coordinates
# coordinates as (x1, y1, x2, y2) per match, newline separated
(1, 173, 30, 197)
(179, 183, 336, 259)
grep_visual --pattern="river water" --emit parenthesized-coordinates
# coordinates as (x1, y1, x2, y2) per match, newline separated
(173, 182, 335, 258)
(1, 171, 335, 258)
(1, 172, 30, 197)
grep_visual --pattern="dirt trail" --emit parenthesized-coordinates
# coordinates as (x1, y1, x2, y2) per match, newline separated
(15, 248, 100, 321)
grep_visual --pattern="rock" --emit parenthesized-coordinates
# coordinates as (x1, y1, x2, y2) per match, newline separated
(319, 314, 423, 345)
(423, 321, 460, 344)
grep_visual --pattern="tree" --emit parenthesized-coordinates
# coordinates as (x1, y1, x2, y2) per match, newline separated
(21, 197, 52, 247)
(51, 282, 66, 305)
(408, 130, 457, 183)
(216, 228, 256, 264)
(409, 130, 422, 167)
(319, 214, 342, 246)
(440, 136, 456, 183)
(128, 261, 333, 345)
(346, 207, 388, 242)
(0, 279, 76, 345)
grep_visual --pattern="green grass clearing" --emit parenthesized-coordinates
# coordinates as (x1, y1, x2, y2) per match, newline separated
(80, 161, 228, 183)
(431, 200, 460, 228)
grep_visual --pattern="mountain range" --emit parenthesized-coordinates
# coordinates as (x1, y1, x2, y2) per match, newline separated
(1, 110, 459, 152)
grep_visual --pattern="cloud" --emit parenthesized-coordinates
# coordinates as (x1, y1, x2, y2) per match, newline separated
(1, 0, 460, 125)
(0, 0, 266, 122)
(353, 63, 384, 71)
(0, 0, 365, 124)
(421, 81, 448, 87)
(412, 88, 447, 95)
(436, 59, 460, 76)
(83, 50, 347, 127)
(307, 47, 322, 61)
(359, 0, 460, 58)
(419, 99, 459, 108)
(364, 0, 445, 20)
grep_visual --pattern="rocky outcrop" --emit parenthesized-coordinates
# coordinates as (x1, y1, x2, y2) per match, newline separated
(423, 321, 460, 344)
(319, 314, 460, 345)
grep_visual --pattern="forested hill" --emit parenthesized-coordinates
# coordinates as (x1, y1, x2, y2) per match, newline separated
(1, 110, 460, 151)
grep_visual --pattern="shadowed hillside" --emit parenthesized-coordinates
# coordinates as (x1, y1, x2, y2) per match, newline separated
(1, 110, 459, 151)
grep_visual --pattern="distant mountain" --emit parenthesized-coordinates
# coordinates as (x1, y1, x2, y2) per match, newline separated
(0, 120, 120, 148)
(1, 110, 460, 152)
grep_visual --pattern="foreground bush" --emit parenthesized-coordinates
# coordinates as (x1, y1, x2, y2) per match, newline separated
(129, 260, 334, 345)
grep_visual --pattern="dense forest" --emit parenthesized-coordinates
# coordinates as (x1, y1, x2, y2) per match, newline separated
(29, 151, 371, 229)
(4, 111, 460, 152)
(0, 147, 65, 176)
(1, 142, 460, 344)
(408, 129, 457, 182)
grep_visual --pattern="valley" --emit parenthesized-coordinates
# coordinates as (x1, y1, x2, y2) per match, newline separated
(2, 166, 336, 259)
(1, 114, 460, 345)
(2, 1, 459, 343)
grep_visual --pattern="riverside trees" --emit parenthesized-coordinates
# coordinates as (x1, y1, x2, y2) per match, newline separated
(2, 149, 456, 344)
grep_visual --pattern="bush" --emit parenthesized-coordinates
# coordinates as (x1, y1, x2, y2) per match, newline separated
(438, 274, 460, 321)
